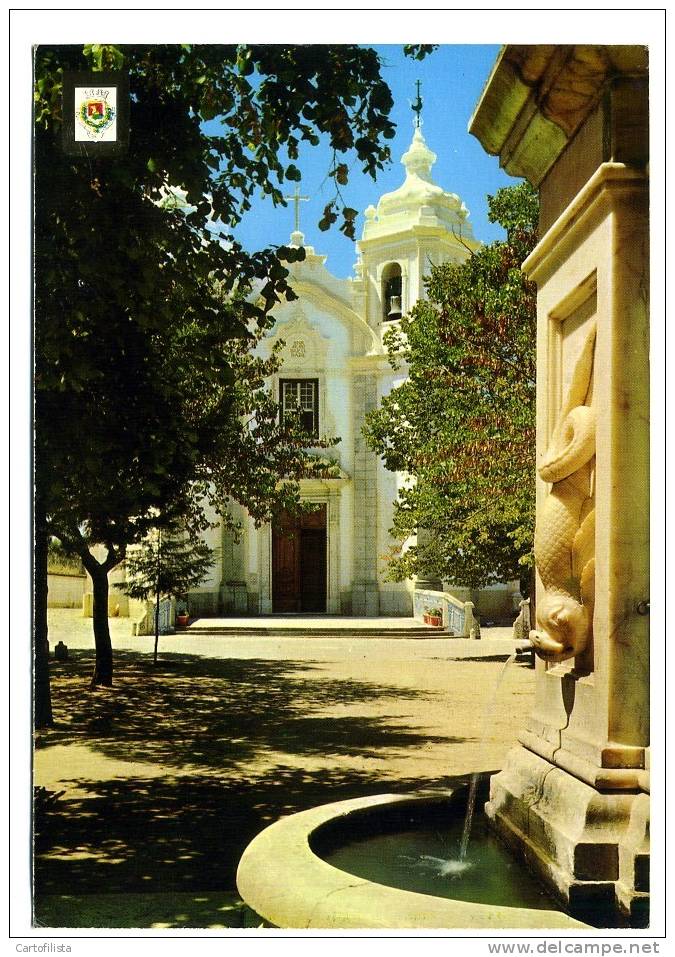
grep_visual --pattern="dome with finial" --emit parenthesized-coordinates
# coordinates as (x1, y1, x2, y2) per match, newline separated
(400, 126, 437, 180)
(360, 125, 475, 242)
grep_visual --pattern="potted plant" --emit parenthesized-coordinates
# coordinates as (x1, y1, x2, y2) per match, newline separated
(175, 599, 190, 627)
(424, 607, 443, 627)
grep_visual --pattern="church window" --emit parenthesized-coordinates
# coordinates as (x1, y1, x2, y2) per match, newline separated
(381, 263, 402, 322)
(280, 379, 319, 437)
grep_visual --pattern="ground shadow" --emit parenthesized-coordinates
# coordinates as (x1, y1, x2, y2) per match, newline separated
(34, 648, 490, 928)
(37, 650, 464, 769)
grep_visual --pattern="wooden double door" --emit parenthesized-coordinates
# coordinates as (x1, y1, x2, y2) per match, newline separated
(272, 505, 327, 613)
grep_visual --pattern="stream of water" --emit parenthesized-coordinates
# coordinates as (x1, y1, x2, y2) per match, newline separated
(323, 650, 525, 895)
(457, 651, 517, 862)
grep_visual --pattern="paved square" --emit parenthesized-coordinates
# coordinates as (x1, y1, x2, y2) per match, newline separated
(34, 609, 535, 928)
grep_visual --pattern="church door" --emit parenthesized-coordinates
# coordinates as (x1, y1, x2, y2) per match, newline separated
(272, 505, 327, 613)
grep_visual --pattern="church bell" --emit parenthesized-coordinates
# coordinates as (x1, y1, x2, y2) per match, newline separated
(387, 295, 402, 320)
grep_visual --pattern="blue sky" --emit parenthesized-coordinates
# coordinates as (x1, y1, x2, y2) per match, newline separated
(229, 45, 521, 278)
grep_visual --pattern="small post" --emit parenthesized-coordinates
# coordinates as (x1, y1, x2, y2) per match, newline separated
(463, 601, 477, 639)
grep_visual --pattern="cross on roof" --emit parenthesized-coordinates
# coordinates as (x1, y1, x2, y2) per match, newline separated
(412, 79, 423, 128)
(283, 185, 310, 232)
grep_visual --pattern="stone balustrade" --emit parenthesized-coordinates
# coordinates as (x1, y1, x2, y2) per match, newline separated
(131, 597, 175, 636)
(413, 588, 478, 638)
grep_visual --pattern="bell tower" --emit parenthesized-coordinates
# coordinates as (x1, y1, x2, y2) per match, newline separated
(355, 89, 479, 339)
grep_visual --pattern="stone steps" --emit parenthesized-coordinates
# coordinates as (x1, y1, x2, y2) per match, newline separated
(177, 624, 443, 639)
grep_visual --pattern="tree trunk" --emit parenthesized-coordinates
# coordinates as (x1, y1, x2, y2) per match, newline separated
(89, 563, 113, 687)
(34, 514, 53, 728)
(154, 586, 160, 665)
(154, 533, 161, 665)
(77, 542, 124, 688)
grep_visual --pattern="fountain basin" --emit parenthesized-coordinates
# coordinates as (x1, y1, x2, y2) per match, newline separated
(236, 787, 590, 929)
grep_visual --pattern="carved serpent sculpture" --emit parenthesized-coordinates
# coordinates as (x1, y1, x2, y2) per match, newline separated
(530, 324, 596, 663)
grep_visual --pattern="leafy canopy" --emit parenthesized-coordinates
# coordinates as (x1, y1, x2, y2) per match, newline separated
(34, 43, 405, 559)
(364, 182, 538, 590)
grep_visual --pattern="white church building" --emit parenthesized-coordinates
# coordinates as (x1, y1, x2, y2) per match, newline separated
(191, 125, 482, 619)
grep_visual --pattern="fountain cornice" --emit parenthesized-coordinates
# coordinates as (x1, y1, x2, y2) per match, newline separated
(469, 45, 648, 186)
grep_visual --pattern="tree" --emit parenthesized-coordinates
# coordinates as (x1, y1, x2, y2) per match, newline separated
(34, 43, 406, 709)
(364, 182, 538, 593)
(118, 520, 217, 664)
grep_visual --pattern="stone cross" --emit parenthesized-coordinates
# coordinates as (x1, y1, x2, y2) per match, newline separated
(284, 185, 310, 232)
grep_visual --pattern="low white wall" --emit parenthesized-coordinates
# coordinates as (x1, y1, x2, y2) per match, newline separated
(444, 581, 521, 624)
(47, 573, 86, 608)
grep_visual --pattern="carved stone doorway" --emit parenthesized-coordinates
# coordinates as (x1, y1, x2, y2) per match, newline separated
(272, 505, 327, 613)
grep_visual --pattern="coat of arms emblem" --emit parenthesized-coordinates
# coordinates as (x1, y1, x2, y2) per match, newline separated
(75, 87, 117, 141)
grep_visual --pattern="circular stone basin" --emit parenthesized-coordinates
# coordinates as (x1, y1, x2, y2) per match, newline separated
(236, 787, 590, 930)
(319, 817, 554, 911)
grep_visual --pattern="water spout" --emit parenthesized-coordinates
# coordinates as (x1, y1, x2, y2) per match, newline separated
(459, 652, 517, 860)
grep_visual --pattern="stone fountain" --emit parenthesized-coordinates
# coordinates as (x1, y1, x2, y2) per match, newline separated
(236, 46, 650, 928)
(470, 44, 650, 927)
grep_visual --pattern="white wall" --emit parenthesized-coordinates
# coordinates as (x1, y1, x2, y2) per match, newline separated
(47, 573, 86, 608)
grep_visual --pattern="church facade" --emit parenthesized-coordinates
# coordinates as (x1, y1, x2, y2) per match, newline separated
(192, 127, 480, 618)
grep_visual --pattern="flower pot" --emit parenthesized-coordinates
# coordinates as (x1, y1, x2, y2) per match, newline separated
(176, 614, 189, 626)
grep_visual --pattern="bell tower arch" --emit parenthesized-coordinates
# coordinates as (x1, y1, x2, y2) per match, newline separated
(356, 122, 480, 339)
(380, 261, 403, 322)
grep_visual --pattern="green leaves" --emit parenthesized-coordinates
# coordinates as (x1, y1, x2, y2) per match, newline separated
(403, 45, 438, 61)
(83, 44, 125, 71)
(236, 47, 255, 76)
(318, 201, 337, 232)
(334, 162, 349, 186)
(276, 244, 306, 263)
(339, 207, 358, 240)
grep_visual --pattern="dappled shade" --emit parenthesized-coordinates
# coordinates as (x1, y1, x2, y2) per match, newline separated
(34, 647, 485, 927)
(37, 650, 458, 767)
